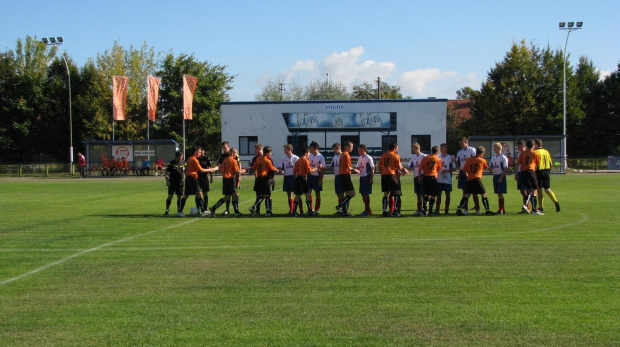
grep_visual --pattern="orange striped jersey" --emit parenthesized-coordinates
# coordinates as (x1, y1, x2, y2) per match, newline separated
(535, 148, 552, 170)
(221, 155, 240, 179)
(339, 151, 352, 175)
(293, 156, 312, 177)
(185, 156, 203, 179)
(516, 149, 540, 171)
(379, 151, 401, 175)
(252, 155, 278, 177)
(462, 156, 489, 180)
(419, 154, 442, 177)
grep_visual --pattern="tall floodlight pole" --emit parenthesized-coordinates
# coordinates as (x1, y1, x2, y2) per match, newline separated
(42, 37, 73, 175)
(559, 22, 583, 171)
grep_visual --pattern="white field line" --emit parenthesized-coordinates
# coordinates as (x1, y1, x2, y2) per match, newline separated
(0, 219, 198, 287)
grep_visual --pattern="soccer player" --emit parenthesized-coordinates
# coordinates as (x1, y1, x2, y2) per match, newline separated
(378, 142, 408, 217)
(456, 146, 495, 216)
(418, 146, 442, 216)
(197, 148, 214, 212)
(77, 152, 86, 178)
(356, 144, 375, 216)
(177, 146, 219, 217)
(248, 146, 281, 216)
(164, 151, 185, 216)
(534, 138, 560, 212)
(210, 148, 246, 216)
(307, 141, 326, 216)
(490, 142, 509, 214)
(245, 144, 264, 214)
(291, 147, 319, 216)
(407, 143, 426, 216)
(335, 141, 359, 216)
(436, 143, 456, 215)
(456, 137, 480, 215)
(514, 140, 530, 213)
(330, 143, 344, 212)
(516, 139, 542, 215)
(280, 144, 299, 214)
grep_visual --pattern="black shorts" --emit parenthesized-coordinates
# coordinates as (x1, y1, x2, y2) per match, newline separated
(294, 176, 308, 196)
(222, 177, 237, 196)
(464, 178, 487, 195)
(521, 170, 538, 190)
(422, 176, 439, 196)
(536, 170, 551, 189)
(198, 175, 210, 192)
(282, 175, 295, 193)
(184, 177, 201, 196)
(381, 174, 400, 193)
(168, 180, 183, 196)
(255, 176, 271, 196)
(340, 174, 355, 192)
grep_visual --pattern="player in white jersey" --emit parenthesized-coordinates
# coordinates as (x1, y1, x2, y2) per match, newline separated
(356, 144, 375, 216)
(307, 141, 326, 216)
(456, 137, 479, 214)
(490, 142, 509, 214)
(330, 143, 344, 210)
(436, 143, 457, 215)
(280, 144, 299, 214)
(407, 143, 427, 216)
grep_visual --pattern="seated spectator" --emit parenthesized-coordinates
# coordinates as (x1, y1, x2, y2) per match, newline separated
(140, 158, 151, 176)
(114, 157, 123, 175)
(121, 157, 130, 176)
(155, 158, 165, 176)
(133, 158, 143, 175)
(102, 156, 113, 176)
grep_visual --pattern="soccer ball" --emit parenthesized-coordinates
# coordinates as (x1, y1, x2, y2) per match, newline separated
(189, 207, 200, 216)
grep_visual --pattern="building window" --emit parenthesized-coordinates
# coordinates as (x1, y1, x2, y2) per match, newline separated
(382, 135, 398, 151)
(239, 136, 258, 155)
(411, 135, 431, 153)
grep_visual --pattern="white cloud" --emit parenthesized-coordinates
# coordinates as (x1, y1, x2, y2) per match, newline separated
(597, 69, 612, 81)
(256, 46, 478, 99)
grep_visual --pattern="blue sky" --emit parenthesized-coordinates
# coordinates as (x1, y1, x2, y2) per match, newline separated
(2, 0, 618, 101)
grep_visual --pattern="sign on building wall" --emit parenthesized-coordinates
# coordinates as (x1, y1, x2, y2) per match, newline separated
(112, 145, 133, 161)
(283, 112, 395, 131)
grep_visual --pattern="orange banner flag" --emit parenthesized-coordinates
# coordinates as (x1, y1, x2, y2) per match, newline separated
(183, 74, 198, 120)
(112, 76, 128, 121)
(147, 76, 161, 121)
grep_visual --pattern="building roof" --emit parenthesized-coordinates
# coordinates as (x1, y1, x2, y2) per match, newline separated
(447, 99, 471, 125)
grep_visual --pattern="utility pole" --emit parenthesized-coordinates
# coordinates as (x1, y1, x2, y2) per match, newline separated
(278, 82, 285, 101)
(377, 77, 381, 99)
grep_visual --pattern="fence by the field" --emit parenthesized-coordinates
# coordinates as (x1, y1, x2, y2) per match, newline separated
(0, 156, 618, 177)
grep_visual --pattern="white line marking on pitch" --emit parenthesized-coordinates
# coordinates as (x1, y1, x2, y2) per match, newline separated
(0, 219, 198, 287)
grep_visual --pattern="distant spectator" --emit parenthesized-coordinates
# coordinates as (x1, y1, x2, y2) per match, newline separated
(155, 158, 165, 176)
(140, 158, 151, 176)
(121, 157, 130, 176)
(133, 158, 143, 175)
(77, 152, 86, 178)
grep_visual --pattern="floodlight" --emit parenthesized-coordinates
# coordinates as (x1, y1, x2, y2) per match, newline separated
(576, 22, 583, 28)
(57, 37, 64, 43)
(49, 37, 56, 43)
(42, 37, 48, 43)
(568, 22, 574, 27)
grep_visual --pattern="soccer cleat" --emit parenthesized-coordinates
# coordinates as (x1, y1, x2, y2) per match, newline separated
(234, 211, 243, 216)
(209, 207, 216, 216)
(382, 211, 391, 217)
(292, 212, 300, 217)
(531, 210, 544, 215)
(176, 212, 185, 217)
(336, 206, 344, 214)
(223, 210, 230, 215)
(412, 210, 423, 217)
(555, 202, 561, 212)
(249, 206, 256, 215)
(456, 209, 463, 216)
(486, 210, 496, 215)
(312, 211, 320, 216)
(521, 205, 530, 214)
(305, 211, 314, 216)
(358, 211, 371, 216)
(538, 208, 545, 212)
(496, 210, 505, 215)
(392, 211, 402, 217)
(475, 210, 482, 216)
(265, 211, 274, 217)
(202, 210, 213, 217)
(164, 210, 169, 216)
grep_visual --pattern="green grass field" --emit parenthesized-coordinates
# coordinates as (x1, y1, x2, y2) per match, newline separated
(0, 174, 618, 346)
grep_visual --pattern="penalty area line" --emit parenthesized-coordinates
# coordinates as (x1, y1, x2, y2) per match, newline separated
(0, 219, 198, 287)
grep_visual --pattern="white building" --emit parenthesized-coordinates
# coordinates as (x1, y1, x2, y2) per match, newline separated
(221, 99, 448, 163)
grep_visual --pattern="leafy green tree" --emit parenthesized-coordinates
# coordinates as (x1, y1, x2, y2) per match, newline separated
(255, 76, 304, 101)
(351, 81, 405, 100)
(455, 86, 476, 100)
(305, 79, 349, 100)
(153, 53, 234, 153)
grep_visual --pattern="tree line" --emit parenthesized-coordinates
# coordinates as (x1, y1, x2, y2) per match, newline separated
(0, 36, 233, 162)
(1, 37, 618, 163)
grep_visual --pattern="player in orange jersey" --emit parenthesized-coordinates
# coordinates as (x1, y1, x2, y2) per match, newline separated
(516, 139, 542, 215)
(177, 146, 219, 217)
(248, 146, 281, 216)
(291, 146, 319, 216)
(418, 146, 442, 216)
(335, 141, 359, 216)
(378, 142, 408, 217)
(210, 148, 246, 216)
(456, 146, 495, 216)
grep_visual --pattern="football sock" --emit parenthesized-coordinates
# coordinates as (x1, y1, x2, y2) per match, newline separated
(232, 199, 240, 212)
(458, 197, 468, 208)
(548, 190, 558, 203)
(196, 197, 205, 212)
(389, 196, 394, 212)
(539, 194, 545, 209)
(265, 198, 272, 212)
(417, 198, 422, 211)
(423, 196, 429, 211)
(363, 195, 371, 212)
(166, 198, 172, 211)
(340, 196, 352, 208)
(306, 200, 313, 212)
(177, 199, 182, 211)
(482, 197, 490, 211)
(394, 195, 401, 212)
(293, 201, 299, 213)
(382, 197, 388, 212)
(429, 198, 435, 213)
(212, 198, 225, 211)
(225, 200, 230, 212)
(179, 198, 187, 212)
(309, 196, 314, 211)
(473, 195, 480, 210)
(289, 198, 294, 212)
(499, 198, 505, 211)
(531, 196, 538, 211)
